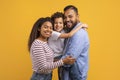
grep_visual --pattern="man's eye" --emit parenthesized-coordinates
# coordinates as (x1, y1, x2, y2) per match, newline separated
(69, 16, 72, 18)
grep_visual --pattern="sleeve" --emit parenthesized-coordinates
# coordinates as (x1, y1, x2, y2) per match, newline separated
(32, 44, 64, 71)
(50, 31, 61, 40)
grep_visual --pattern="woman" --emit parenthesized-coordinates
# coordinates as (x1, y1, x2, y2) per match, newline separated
(28, 17, 75, 80)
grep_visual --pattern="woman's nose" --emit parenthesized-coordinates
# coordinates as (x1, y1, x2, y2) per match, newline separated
(48, 28, 52, 32)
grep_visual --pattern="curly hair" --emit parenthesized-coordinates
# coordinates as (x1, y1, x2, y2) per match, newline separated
(28, 17, 53, 51)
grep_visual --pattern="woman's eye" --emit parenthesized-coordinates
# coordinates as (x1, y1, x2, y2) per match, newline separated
(44, 26, 47, 28)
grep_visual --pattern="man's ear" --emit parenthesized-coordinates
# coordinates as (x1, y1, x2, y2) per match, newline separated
(77, 14, 80, 21)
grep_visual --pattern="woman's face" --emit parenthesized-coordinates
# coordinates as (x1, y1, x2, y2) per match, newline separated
(39, 21, 53, 39)
(54, 17, 64, 32)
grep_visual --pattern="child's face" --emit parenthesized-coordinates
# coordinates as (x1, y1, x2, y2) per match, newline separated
(54, 17, 64, 32)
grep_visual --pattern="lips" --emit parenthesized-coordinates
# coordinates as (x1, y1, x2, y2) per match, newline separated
(66, 22, 72, 28)
(45, 32, 51, 35)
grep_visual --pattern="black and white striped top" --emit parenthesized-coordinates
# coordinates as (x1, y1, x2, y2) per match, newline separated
(30, 39, 63, 74)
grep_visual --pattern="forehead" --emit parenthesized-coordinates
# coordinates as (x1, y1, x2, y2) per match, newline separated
(43, 21, 52, 25)
(42, 21, 52, 27)
(55, 17, 63, 21)
(64, 9, 76, 16)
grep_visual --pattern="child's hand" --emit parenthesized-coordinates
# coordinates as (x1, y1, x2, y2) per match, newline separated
(81, 24, 88, 30)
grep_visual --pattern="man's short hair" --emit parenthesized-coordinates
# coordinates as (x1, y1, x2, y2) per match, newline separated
(64, 5, 78, 14)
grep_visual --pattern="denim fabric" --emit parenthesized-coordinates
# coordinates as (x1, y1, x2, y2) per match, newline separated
(61, 63, 87, 80)
(30, 72, 52, 80)
(70, 63, 87, 80)
(61, 66, 70, 80)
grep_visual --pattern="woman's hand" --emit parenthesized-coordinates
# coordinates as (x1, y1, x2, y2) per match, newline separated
(62, 56, 75, 65)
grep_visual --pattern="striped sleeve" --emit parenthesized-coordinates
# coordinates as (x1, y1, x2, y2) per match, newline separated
(31, 42, 63, 72)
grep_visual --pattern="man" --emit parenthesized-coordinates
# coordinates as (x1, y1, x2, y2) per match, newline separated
(61, 5, 90, 80)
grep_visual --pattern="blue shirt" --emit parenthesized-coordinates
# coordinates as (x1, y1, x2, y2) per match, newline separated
(62, 23, 90, 80)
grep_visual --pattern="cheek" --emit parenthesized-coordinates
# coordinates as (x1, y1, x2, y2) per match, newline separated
(54, 24, 57, 28)
(60, 25, 64, 29)
(54, 27, 57, 31)
(40, 28, 44, 35)
(40, 30, 43, 36)
(72, 18, 77, 23)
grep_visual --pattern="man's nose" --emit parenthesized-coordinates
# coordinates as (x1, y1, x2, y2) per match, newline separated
(66, 17, 70, 21)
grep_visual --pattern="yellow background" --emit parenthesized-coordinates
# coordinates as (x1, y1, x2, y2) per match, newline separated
(0, 0, 120, 80)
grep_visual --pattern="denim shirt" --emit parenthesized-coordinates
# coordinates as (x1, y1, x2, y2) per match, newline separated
(62, 22, 90, 80)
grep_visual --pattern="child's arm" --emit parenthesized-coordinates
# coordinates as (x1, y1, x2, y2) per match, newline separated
(59, 24, 88, 38)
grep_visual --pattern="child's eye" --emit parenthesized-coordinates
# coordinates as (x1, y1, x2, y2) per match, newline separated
(59, 22, 63, 24)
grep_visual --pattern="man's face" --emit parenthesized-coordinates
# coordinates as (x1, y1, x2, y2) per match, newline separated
(64, 9, 79, 29)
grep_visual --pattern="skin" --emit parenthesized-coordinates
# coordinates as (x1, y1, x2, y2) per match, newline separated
(38, 21, 53, 42)
(38, 21, 75, 64)
(53, 12, 88, 38)
(54, 17, 64, 32)
(64, 9, 79, 30)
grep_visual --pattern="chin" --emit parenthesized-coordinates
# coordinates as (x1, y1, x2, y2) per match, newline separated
(56, 30, 61, 32)
(67, 26, 72, 29)
(46, 35, 51, 38)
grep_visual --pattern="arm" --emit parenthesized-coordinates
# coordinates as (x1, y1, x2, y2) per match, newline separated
(59, 24, 88, 38)
(32, 44, 63, 71)
(32, 44, 75, 71)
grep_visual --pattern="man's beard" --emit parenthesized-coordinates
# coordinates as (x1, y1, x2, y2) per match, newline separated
(66, 21, 78, 32)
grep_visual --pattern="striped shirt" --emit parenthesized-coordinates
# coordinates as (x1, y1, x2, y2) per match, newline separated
(30, 39, 64, 74)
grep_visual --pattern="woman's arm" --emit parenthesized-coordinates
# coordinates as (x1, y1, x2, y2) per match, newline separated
(32, 42, 75, 71)
(59, 24, 88, 38)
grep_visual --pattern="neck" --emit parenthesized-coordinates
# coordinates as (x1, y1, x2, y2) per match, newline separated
(38, 36, 47, 42)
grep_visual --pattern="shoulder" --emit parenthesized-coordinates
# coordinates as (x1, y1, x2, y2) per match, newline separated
(49, 31, 61, 40)
(69, 29, 89, 42)
(74, 29, 88, 37)
(52, 31, 61, 36)
(31, 39, 46, 49)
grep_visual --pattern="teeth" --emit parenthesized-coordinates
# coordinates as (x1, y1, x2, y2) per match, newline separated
(67, 22, 71, 24)
(66, 22, 71, 26)
(45, 32, 51, 35)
